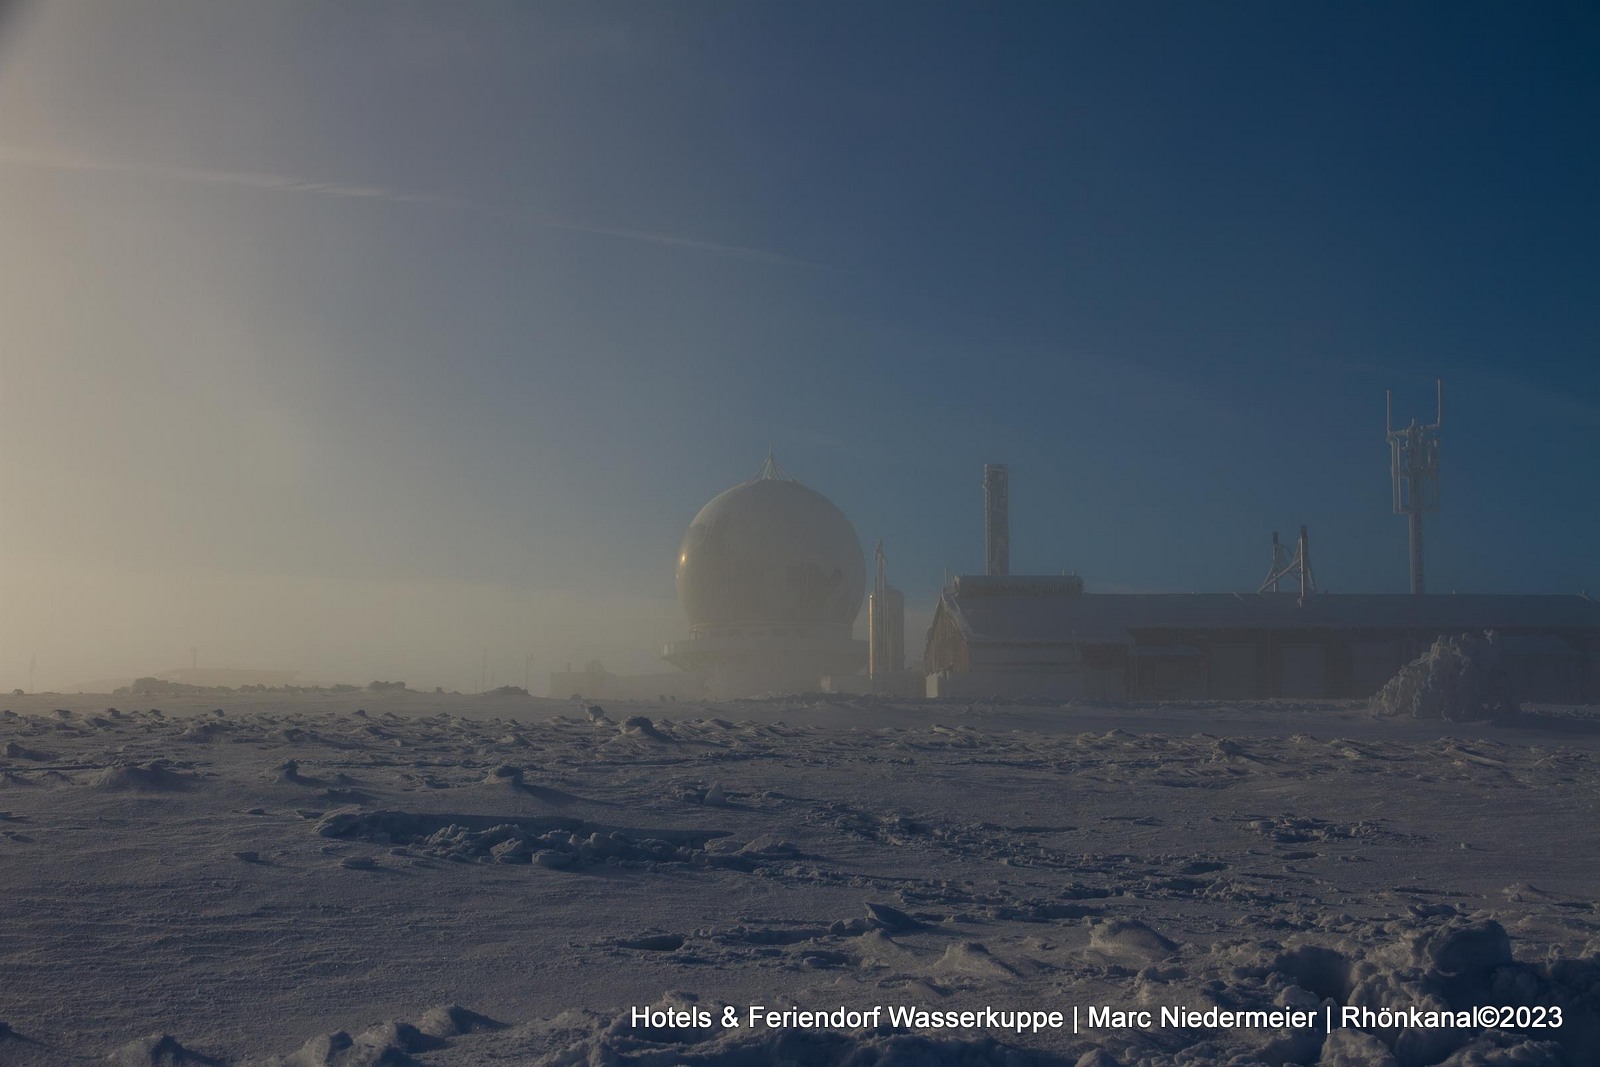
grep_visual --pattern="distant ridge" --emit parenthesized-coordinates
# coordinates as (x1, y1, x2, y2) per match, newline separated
(54, 667, 300, 694)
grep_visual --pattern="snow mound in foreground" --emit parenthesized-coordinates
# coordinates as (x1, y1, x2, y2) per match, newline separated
(89, 760, 200, 792)
(1370, 632, 1519, 722)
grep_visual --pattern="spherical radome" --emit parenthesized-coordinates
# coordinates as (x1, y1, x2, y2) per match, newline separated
(676, 475, 865, 630)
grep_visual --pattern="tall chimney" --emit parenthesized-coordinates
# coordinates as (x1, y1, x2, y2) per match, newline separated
(983, 463, 1010, 577)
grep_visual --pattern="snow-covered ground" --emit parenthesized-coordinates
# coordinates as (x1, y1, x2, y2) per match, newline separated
(2, 691, 1596, 1065)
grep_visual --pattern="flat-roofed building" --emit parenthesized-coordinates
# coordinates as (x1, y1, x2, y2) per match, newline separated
(924, 577, 1600, 702)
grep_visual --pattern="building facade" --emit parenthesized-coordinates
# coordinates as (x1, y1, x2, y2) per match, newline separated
(925, 576, 1600, 702)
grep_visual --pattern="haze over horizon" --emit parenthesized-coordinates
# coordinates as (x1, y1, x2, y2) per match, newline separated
(2, 1, 1597, 693)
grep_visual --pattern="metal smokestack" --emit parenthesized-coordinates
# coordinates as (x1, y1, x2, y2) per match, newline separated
(983, 463, 1010, 577)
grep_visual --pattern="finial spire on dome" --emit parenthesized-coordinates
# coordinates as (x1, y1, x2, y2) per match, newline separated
(756, 447, 793, 481)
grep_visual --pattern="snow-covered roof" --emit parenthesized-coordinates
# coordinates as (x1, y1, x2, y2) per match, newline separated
(940, 588, 1600, 647)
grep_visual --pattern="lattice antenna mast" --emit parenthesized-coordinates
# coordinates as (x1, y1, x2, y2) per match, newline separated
(1386, 380, 1442, 595)
(1264, 532, 1290, 592)
(1258, 526, 1317, 596)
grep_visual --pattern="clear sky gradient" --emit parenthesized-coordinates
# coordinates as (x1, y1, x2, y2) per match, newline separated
(2, 1, 1596, 691)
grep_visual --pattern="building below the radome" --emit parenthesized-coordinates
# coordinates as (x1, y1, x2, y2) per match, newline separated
(925, 576, 1600, 702)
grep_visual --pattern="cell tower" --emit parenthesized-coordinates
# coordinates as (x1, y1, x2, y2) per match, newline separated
(1386, 380, 1442, 595)
(983, 463, 1009, 577)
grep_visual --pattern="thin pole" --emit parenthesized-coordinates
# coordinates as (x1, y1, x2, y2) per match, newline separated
(1298, 525, 1313, 598)
(1270, 532, 1280, 593)
(1409, 511, 1425, 595)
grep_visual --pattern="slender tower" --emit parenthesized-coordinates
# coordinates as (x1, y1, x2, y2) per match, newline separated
(868, 540, 887, 680)
(1297, 525, 1315, 599)
(867, 542, 906, 683)
(1386, 380, 1442, 595)
(983, 463, 1010, 577)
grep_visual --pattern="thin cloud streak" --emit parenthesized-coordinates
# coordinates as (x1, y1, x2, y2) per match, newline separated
(0, 143, 818, 268)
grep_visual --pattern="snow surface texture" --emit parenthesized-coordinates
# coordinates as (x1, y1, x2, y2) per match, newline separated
(1370, 632, 1521, 723)
(1, 691, 1598, 1065)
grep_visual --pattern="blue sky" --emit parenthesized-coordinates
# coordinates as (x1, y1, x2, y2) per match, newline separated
(1, 1, 1596, 689)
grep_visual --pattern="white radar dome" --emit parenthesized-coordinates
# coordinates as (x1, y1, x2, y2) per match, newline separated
(676, 457, 865, 631)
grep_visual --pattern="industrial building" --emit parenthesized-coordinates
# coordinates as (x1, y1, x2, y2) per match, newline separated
(925, 416, 1600, 703)
(616, 384, 1600, 705)
(925, 579, 1600, 702)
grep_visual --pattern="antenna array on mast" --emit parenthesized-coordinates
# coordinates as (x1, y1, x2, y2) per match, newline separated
(1386, 380, 1442, 595)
